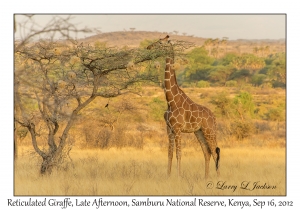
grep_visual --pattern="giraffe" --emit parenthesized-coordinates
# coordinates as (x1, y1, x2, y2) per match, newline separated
(163, 57, 220, 179)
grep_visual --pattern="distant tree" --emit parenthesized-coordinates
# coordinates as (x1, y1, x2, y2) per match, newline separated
(229, 69, 251, 83)
(220, 53, 238, 66)
(208, 65, 235, 85)
(182, 47, 215, 82)
(265, 53, 286, 87)
(253, 47, 259, 56)
(204, 38, 213, 56)
(251, 74, 267, 86)
(221, 37, 229, 54)
(129, 28, 136, 31)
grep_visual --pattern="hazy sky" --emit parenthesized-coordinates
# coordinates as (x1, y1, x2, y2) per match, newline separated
(15, 14, 286, 40)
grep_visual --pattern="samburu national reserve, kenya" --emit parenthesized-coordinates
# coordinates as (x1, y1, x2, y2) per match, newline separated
(131, 198, 226, 206)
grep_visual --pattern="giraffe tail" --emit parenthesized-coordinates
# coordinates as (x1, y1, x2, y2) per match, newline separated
(216, 147, 220, 170)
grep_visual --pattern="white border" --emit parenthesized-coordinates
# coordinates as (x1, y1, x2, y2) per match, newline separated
(2, 1, 299, 209)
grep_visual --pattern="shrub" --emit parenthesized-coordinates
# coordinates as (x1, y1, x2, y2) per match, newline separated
(149, 97, 166, 122)
(211, 91, 232, 117)
(233, 91, 255, 118)
(251, 74, 267, 86)
(196, 80, 210, 88)
(225, 80, 237, 87)
(230, 120, 254, 140)
(265, 108, 284, 121)
(254, 120, 271, 133)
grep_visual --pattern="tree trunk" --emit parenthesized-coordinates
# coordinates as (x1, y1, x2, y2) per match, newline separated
(40, 150, 62, 174)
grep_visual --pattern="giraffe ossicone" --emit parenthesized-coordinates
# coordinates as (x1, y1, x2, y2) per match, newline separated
(163, 57, 220, 179)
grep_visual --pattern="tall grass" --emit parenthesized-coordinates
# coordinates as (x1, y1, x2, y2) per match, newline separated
(15, 145, 285, 196)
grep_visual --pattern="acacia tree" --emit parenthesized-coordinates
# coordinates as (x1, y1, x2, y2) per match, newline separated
(14, 15, 92, 160)
(15, 27, 193, 174)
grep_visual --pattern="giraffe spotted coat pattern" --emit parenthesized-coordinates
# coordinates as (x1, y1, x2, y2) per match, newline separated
(163, 57, 220, 179)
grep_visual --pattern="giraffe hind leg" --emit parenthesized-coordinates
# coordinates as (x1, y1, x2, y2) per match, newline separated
(204, 132, 220, 177)
(194, 130, 211, 179)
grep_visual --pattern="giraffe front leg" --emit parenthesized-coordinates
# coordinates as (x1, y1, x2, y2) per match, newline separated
(167, 126, 175, 176)
(174, 130, 182, 177)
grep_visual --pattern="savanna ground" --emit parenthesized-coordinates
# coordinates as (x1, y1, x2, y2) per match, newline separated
(14, 86, 286, 196)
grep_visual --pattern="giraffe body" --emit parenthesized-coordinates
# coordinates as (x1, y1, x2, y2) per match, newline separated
(163, 57, 220, 179)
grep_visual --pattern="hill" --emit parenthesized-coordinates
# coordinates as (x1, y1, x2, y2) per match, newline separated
(80, 31, 285, 54)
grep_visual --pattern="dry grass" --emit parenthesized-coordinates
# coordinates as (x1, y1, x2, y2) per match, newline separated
(15, 144, 285, 196)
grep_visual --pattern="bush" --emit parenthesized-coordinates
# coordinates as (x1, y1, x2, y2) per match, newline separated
(265, 108, 284, 121)
(211, 91, 232, 117)
(230, 120, 254, 140)
(196, 80, 210, 88)
(254, 120, 271, 133)
(225, 80, 237, 87)
(233, 91, 255, 118)
(149, 97, 166, 122)
(251, 74, 267, 86)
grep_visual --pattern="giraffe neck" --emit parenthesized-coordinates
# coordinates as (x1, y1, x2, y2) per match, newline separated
(164, 60, 181, 107)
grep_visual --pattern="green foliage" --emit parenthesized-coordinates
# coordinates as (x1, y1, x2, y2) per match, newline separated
(251, 74, 267, 86)
(184, 65, 213, 82)
(180, 47, 215, 82)
(229, 69, 251, 80)
(263, 52, 286, 87)
(233, 91, 255, 118)
(149, 97, 166, 121)
(268, 59, 286, 83)
(220, 53, 238, 66)
(208, 65, 236, 84)
(211, 91, 232, 117)
(196, 80, 210, 88)
(187, 47, 215, 65)
(177, 45, 285, 89)
(230, 53, 265, 70)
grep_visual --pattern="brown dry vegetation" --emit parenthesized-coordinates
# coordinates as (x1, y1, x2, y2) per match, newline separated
(14, 86, 286, 196)
(15, 146, 285, 196)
